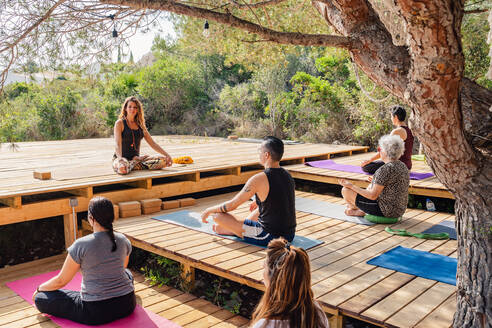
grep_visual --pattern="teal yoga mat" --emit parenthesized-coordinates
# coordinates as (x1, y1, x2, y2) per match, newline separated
(152, 210, 323, 250)
(295, 197, 374, 225)
(367, 246, 457, 285)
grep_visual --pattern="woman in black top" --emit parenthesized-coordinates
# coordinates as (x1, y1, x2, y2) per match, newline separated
(113, 97, 172, 175)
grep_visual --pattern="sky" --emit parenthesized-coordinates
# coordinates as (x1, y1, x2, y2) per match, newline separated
(118, 19, 176, 62)
(5, 17, 177, 84)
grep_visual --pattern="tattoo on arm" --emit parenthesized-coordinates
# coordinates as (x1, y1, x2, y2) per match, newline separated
(242, 184, 252, 193)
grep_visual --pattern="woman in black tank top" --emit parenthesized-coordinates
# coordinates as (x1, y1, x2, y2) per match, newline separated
(113, 97, 173, 175)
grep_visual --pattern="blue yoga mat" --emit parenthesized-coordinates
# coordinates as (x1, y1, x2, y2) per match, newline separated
(421, 220, 456, 240)
(152, 210, 324, 250)
(367, 246, 457, 285)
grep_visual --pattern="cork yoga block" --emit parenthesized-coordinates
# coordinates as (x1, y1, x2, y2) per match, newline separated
(118, 201, 141, 211)
(142, 206, 161, 215)
(119, 208, 141, 218)
(162, 200, 180, 210)
(140, 199, 162, 209)
(119, 201, 141, 218)
(33, 171, 51, 180)
(178, 198, 196, 207)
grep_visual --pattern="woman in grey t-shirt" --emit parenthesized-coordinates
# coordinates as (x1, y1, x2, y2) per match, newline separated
(33, 197, 136, 325)
(339, 135, 409, 218)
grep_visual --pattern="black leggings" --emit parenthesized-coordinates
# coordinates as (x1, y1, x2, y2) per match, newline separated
(35, 290, 136, 326)
(361, 160, 384, 174)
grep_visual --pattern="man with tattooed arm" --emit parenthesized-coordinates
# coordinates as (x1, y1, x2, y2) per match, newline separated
(201, 136, 296, 246)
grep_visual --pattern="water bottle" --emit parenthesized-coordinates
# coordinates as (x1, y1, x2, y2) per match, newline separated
(426, 198, 436, 212)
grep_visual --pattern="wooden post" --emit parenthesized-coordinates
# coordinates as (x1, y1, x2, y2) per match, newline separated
(328, 312, 344, 328)
(63, 213, 76, 249)
(181, 263, 195, 291)
(0, 196, 21, 209)
(124, 178, 152, 190)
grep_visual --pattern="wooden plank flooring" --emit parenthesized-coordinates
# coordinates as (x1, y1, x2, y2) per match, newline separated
(285, 152, 453, 199)
(0, 255, 249, 328)
(0, 136, 367, 228)
(109, 191, 456, 328)
(0, 136, 367, 199)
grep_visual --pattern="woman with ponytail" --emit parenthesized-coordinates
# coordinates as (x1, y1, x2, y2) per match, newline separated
(33, 197, 136, 325)
(251, 238, 330, 328)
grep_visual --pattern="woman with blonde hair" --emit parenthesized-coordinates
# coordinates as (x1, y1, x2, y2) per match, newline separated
(113, 96, 173, 175)
(251, 238, 330, 328)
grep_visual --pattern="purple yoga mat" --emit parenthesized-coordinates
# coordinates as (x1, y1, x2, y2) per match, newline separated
(6, 270, 181, 328)
(305, 160, 434, 180)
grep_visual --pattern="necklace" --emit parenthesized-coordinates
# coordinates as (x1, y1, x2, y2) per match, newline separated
(126, 119, 137, 149)
(131, 128, 135, 149)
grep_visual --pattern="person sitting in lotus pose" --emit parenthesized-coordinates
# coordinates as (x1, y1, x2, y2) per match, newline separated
(340, 134, 409, 218)
(33, 197, 136, 326)
(361, 105, 414, 174)
(201, 136, 296, 246)
(113, 96, 172, 175)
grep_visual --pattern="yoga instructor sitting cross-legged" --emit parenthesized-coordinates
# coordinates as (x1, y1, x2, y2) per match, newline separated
(113, 96, 172, 175)
(201, 136, 296, 247)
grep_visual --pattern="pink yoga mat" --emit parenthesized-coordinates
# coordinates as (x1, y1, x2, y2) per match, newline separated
(6, 270, 181, 328)
(305, 160, 434, 180)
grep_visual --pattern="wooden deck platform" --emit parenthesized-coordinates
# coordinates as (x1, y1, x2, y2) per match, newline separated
(285, 152, 453, 199)
(0, 255, 249, 328)
(96, 191, 457, 328)
(0, 136, 366, 248)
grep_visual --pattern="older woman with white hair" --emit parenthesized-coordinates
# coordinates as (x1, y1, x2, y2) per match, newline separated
(339, 135, 410, 218)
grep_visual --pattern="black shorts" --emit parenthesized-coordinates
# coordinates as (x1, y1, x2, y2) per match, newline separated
(355, 194, 384, 217)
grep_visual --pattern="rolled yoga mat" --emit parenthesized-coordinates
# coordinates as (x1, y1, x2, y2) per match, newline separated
(152, 210, 324, 250)
(295, 197, 375, 226)
(305, 159, 435, 180)
(367, 246, 457, 285)
(6, 271, 181, 328)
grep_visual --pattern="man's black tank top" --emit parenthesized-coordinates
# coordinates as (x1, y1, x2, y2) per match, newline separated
(121, 119, 144, 160)
(256, 168, 296, 237)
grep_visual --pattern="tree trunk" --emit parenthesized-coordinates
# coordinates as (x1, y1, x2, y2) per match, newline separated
(314, 1, 492, 326)
(454, 180, 492, 328)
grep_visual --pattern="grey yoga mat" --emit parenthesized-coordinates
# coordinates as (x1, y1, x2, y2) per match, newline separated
(152, 210, 324, 250)
(295, 197, 375, 225)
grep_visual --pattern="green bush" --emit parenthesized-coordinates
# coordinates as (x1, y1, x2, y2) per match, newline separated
(36, 88, 81, 140)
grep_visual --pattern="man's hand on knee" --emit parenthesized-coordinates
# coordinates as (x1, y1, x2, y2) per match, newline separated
(201, 208, 213, 223)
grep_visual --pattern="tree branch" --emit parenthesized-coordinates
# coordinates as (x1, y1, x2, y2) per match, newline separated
(0, 0, 68, 53)
(229, 0, 286, 9)
(312, 0, 410, 97)
(100, 0, 355, 48)
(464, 8, 489, 14)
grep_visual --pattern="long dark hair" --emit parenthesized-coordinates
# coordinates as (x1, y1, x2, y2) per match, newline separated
(119, 96, 146, 130)
(251, 238, 325, 327)
(88, 196, 117, 252)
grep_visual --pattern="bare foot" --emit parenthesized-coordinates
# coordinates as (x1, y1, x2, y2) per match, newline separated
(345, 208, 365, 217)
(213, 224, 235, 236)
